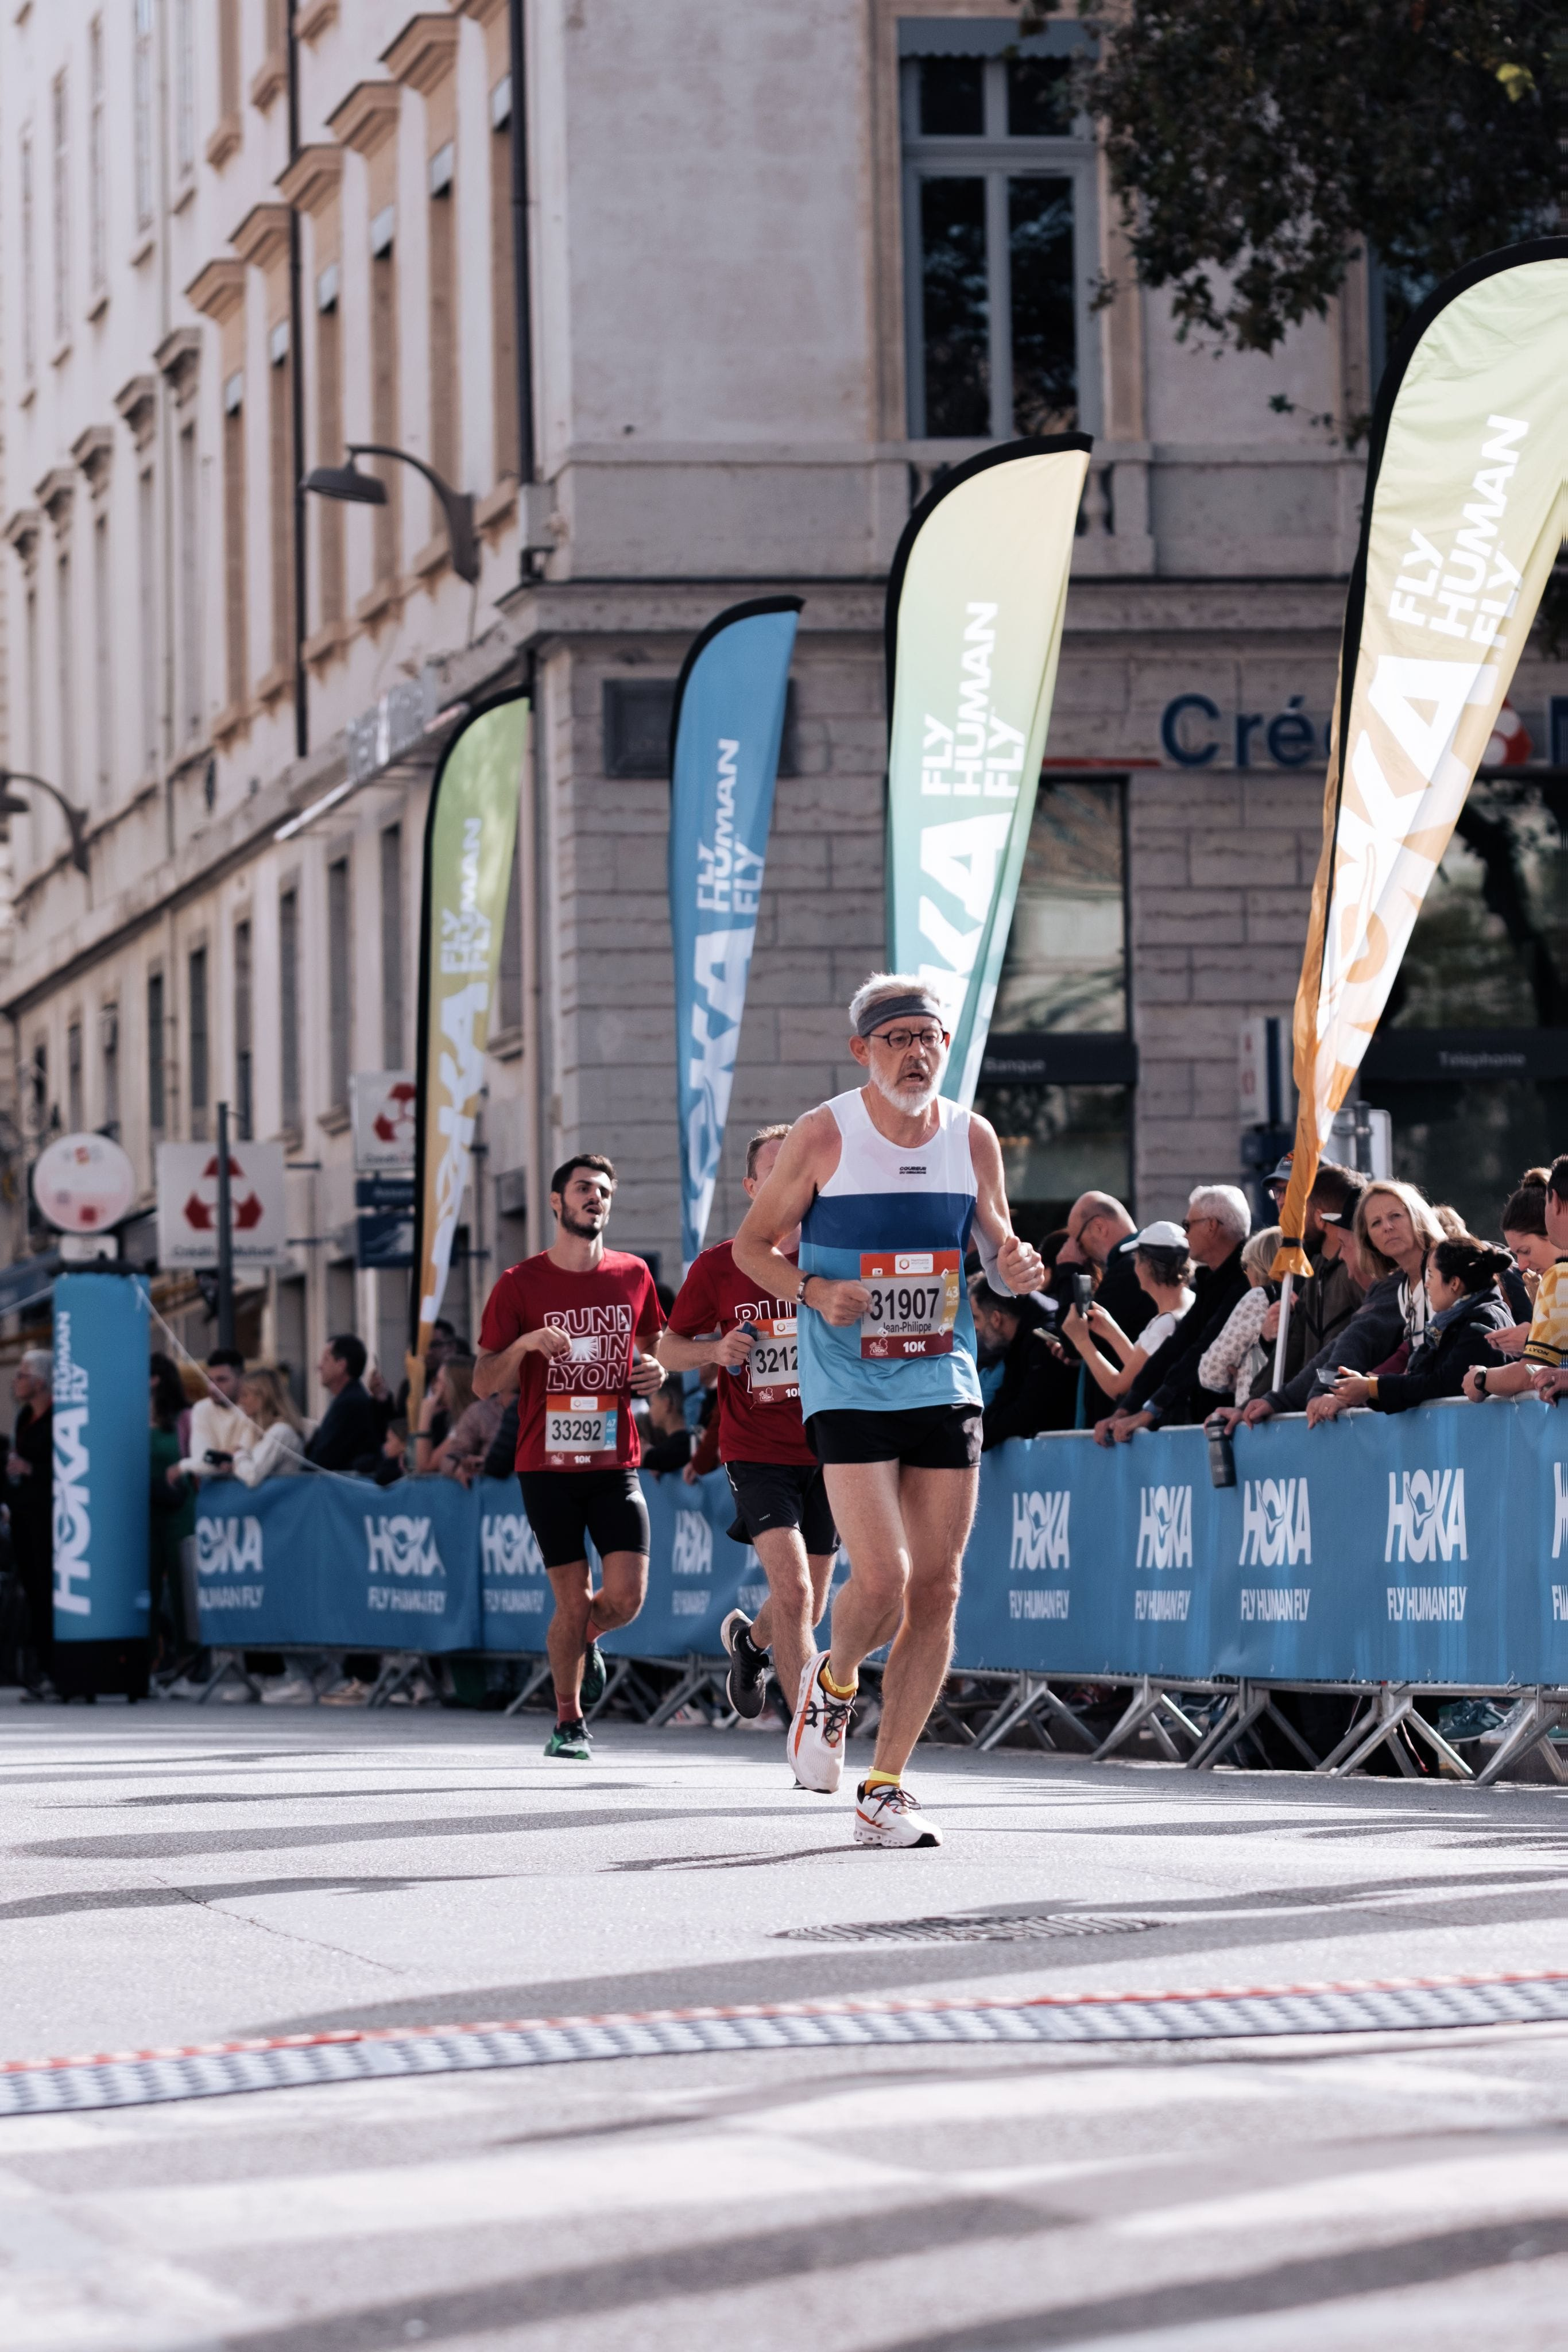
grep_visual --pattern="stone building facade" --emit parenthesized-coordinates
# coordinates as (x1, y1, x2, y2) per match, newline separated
(1, 1, 1564, 1407)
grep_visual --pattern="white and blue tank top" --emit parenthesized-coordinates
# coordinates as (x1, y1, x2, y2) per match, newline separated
(796, 1089, 981, 1418)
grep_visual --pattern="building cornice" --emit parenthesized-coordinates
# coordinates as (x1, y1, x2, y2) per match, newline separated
(185, 257, 247, 324)
(382, 13, 463, 94)
(231, 202, 293, 273)
(113, 374, 158, 450)
(2, 508, 44, 570)
(327, 79, 402, 156)
(70, 424, 115, 494)
(276, 143, 344, 216)
(154, 325, 203, 403)
(33, 467, 76, 529)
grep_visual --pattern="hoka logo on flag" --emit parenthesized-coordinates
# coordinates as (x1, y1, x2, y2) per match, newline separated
(1239, 1477, 1311, 1569)
(1384, 1468, 1466, 1564)
(1009, 1490, 1070, 1572)
(1136, 1484, 1192, 1570)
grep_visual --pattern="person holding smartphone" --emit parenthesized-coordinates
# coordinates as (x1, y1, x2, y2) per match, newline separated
(1063, 1221, 1194, 1403)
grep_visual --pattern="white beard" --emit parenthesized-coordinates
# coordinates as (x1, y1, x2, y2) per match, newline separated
(870, 1065, 941, 1117)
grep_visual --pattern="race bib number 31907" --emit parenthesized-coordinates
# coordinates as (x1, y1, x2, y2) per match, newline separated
(859, 1251, 961, 1359)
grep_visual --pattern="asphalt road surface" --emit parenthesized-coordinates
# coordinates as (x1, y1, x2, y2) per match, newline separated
(5, 1703, 1568, 2350)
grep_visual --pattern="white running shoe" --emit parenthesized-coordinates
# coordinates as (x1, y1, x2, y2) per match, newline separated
(788, 1650, 854, 1793)
(854, 1780, 941, 1848)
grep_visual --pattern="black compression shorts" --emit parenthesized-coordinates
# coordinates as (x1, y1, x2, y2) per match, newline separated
(517, 1468, 651, 1569)
(806, 1402, 983, 1471)
(724, 1461, 838, 1554)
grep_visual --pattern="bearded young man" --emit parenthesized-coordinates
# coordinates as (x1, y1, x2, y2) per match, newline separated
(475, 1153, 664, 1758)
(733, 973, 1044, 1848)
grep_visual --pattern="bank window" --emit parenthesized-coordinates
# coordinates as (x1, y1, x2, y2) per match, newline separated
(1366, 776, 1568, 1235)
(973, 777, 1133, 1239)
(900, 28, 1097, 440)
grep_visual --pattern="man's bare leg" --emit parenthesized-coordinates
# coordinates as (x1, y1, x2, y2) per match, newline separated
(821, 1461, 977, 1774)
(748, 1531, 835, 1707)
(545, 1561, 593, 1713)
(585, 1549, 649, 1643)
(547, 1550, 648, 1713)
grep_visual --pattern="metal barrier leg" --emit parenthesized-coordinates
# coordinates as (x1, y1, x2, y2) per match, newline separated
(646, 1657, 728, 1728)
(503, 1657, 555, 1718)
(977, 1675, 1094, 1755)
(1317, 1686, 1423, 1777)
(367, 1653, 424, 1709)
(1474, 1689, 1568, 1786)
(584, 1655, 641, 1725)
(192, 1650, 262, 1704)
(1093, 1677, 1201, 1763)
(1189, 1684, 1323, 1772)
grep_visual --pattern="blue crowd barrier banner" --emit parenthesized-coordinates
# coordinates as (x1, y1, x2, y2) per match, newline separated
(194, 1401, 1568, 1688)
(195, 1475, 481, 1651)
(52, 1272, 152, 1643)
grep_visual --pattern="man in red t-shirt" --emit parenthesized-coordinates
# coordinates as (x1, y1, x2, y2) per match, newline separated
(475, 1152, 664, 1758)
(658, 1125, 837, 1722)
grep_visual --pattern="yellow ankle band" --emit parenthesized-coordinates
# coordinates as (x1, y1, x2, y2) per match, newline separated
(819, 1664, 858, 1703)
(863, 1769, 901, 1792)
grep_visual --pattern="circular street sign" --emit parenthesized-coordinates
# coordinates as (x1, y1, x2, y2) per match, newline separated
(31, 1133, 138, 1233)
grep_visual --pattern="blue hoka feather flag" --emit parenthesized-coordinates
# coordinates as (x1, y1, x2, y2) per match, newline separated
(669, 597, 802, 1270)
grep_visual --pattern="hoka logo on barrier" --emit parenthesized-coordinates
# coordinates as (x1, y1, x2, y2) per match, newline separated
(198, 1518, 264, 1577)
(671, 1511, 713, 1579)
(1239, 1477, 1311, 1569)
(1384, 1468, 1466, 1564)
(1553, 1463, 1568, 1560)
(364, 1516, 444, 1577)
(1136, 1484, 1192, 1570)
(1010, 1490, 1070, 1572)
(479, 1512, 543, 1579)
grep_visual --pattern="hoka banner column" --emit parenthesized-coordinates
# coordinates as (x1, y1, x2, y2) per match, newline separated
(52, 1273, 151, 1647)
(669, 597, 802, 1270)
(411, 696, 527, 1367)
(1275, 239, 1568, 1282)
(885, 436, 1091, 1107)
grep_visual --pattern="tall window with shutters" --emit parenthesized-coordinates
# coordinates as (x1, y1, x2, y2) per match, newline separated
(279, 887, 301, 1134)
(146, 970, 167, 1143)
(489, 74, 519, 482)
(188, 946, 210, 1142)
(234, 920, 254, 1140)
(223, 372, 247, 711)
(327, 860, 353, 1109)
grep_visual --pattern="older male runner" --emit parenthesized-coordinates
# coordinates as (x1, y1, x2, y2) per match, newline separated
(733, 974, 1044, 1848)
(656, 1124, 838, 1720)
(475, 1152, 664, 1759)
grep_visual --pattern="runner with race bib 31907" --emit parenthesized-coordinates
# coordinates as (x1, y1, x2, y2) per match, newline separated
(474, 1152, 664, 1759)
(733, 975, 1044, 1848)
(657, 1124, 839, 1724)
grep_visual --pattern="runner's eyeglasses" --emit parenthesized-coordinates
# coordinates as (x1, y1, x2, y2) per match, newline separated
(870, 1025, 947, 1052)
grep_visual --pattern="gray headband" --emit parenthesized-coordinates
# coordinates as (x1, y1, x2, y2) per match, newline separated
(856, 992, 945, 1040)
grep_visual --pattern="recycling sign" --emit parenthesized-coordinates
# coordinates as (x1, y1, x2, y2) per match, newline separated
(155, 1142, 289, 1271)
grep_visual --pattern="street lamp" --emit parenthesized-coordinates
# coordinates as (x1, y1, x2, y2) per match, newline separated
(302, 443, 479, 585)
(0, 768, 91, 879)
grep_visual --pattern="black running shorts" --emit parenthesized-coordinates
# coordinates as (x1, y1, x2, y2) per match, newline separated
(806, 1402, 983, 1471)
(517, 1468, 651, 1569)
(724, 1461, 838, 1554)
